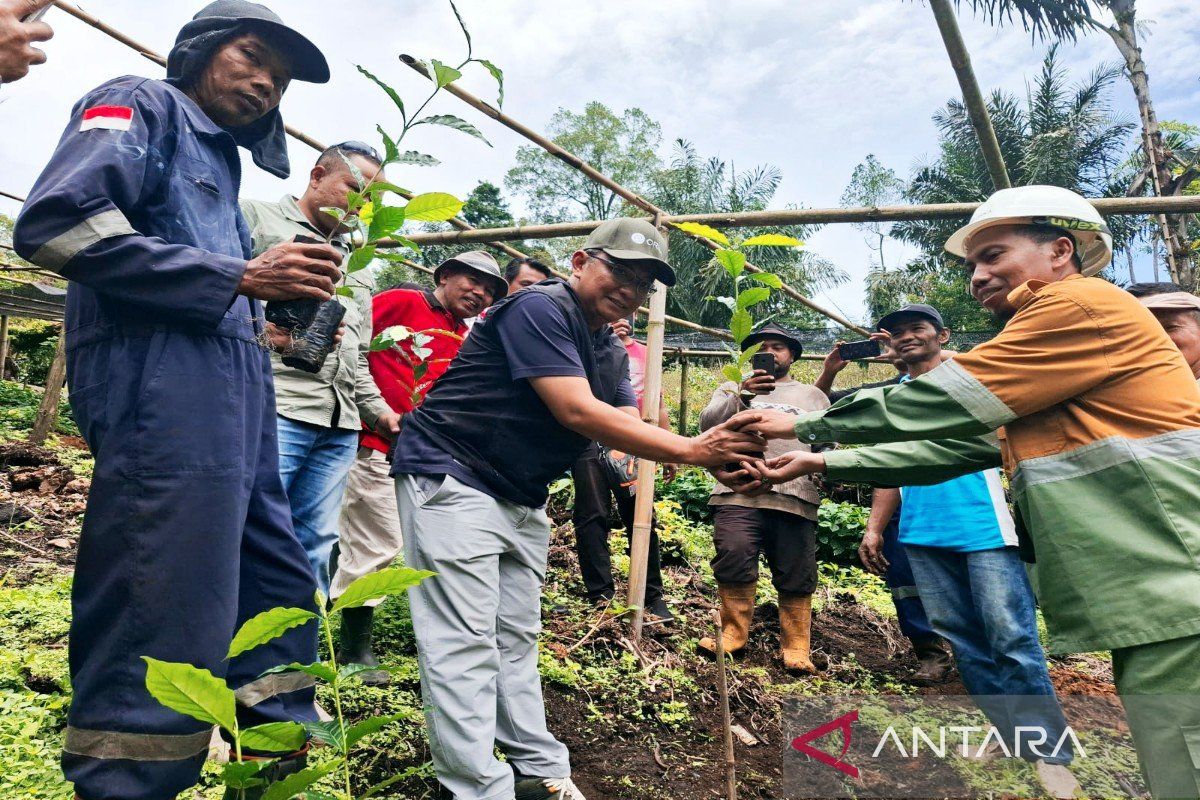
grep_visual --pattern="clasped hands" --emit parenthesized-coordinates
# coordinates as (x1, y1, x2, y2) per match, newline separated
(709, 409, 827, 496)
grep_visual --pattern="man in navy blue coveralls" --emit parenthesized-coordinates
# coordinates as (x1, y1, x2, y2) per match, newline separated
(14, 3, 342, 798)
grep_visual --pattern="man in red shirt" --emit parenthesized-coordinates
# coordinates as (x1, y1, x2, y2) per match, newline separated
(330, 251, 507, 681)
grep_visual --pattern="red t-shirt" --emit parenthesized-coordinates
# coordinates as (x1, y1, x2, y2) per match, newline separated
(622, 338, 647, 411)
(361, 288, 468, 454)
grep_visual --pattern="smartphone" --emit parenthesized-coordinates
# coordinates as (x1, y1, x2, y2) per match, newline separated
(750, 352, 776, 374)
(22, 6, 51, 23)
(838, 340, 882, 361)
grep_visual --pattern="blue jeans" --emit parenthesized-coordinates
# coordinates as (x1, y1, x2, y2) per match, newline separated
(881, 511, 937, 644)
(277, 416, 359, 596)
(905, 545, 1073, 765)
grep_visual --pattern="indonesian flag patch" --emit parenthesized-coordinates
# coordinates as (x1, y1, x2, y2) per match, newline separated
(80, 105, 134, 132)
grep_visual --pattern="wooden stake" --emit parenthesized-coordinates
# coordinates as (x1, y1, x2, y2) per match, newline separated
(928, 0, 1011, 192)
(0, 315, 9, 379)
(626, 218, 670, 642)
(677, 353, 690, 436)
(30, 327, 66, 445)
(713, 608, 738, 800)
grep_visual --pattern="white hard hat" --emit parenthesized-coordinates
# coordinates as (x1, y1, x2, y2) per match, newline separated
(945, 185, 1113, 276)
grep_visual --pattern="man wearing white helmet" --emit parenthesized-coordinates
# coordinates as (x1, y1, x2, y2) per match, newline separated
(729, 186, 1200, 798)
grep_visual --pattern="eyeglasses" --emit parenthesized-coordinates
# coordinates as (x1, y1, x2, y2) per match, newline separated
(332, 140, 383, 163)
(588, 250, 657, 295)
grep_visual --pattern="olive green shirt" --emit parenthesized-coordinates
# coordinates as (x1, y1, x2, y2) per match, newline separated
(240, 195, 389, 431)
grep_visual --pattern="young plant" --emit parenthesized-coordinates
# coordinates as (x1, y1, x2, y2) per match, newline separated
(368, 324, 463, 409)
(672, 222, 801, 384)
(142, 567, 433, 800)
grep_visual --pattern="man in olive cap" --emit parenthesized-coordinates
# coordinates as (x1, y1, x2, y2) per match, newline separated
(15, 3, 335, 798)
(391, 218, 765, 800)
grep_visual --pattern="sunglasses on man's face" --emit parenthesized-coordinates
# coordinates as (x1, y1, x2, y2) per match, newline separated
(334, 141, 383, 163)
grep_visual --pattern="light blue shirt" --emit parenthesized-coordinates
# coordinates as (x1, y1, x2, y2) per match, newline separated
(896, 375, 1018, 552)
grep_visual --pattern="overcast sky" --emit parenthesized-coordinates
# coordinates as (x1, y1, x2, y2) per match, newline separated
(1, 0, 1196, 323)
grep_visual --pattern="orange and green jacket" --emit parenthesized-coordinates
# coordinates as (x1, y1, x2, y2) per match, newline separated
(797, 275, 1200, 654)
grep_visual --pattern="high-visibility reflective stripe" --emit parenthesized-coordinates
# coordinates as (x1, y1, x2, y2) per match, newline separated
(890, 585, 921, 601)
(30, 208, 137, 271)
(1012, 428, 1200, 497)
(925, 360, 1016, 430)
(233, 671, 315, 708)
(63, 726, 212, 761)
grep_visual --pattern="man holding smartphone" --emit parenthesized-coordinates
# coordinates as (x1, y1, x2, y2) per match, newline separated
(696, 323, 830, 672)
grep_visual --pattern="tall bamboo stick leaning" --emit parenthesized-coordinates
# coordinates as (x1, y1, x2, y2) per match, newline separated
(928, 0, 1011, 192)
(398, 54, 871, 337)
(625, 216, 671, 641)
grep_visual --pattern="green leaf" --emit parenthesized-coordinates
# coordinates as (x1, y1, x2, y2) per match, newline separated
(300, 720, 346, 750)
(379, 237, 420, 254)
(335, 286, 355, 298)
(142, 657, 236, 732)
(393, 151, 441, 167)
(337, 151, 366, 190)
(715, 249, 746, 279)
(404, 192, 465, 222)
(673, 221, 729, 246)
(319, 207, 345, 223)
(415, 114, 492, 147)
(357, 65, 405, 122)
(345, 190, 364, 213)
(331, 567, 435, 612)
(430, 59, 463, 89)
(748, 272, 783, 289)
(412, 361, 429, 383)
(224, 761, 270, 789)
(227, 608, 317, 660)
(259, 661, 337, 684)
(475, 59, 504, 107)
(447, 0, 472, 57)
(730, 309, 753, 344)
(261, 759, 344, 800)
(344, 713, 409, 749)
(742, 233, 803, 248)
(721, 364, 743, 384)
(240, 722, 307, 753)
(705, 295, 735, 313)
(737, 287, 771, 310)
(368, 206, 407, 243)
(736, 342, 763, 369)
(376, 125, 399, 164)
(366, 181, 412, 199)
(346, 246, 376, 275)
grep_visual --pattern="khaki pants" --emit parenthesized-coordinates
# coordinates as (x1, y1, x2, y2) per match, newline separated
(329, 447, 403, 604)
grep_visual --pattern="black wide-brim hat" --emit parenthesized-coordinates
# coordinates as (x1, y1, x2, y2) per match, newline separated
(174, 1, 330, 84)
(741, 322, 803, 356)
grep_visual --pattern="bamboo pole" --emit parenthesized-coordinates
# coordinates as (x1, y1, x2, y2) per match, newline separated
(30, 327, 67, 445)
(713, 608, 738, 800)
(398, 55, 869, 336)
(928, 0, 1012, 191)
(402, 195, 1200, 246)
(0, 189, 25, 204)
(626, 216, 670, 642)
(0, 316, 10, 378)
(677, 353, 690, 436)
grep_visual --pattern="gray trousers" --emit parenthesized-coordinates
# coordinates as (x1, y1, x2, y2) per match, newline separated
(396, 474, 570, 800)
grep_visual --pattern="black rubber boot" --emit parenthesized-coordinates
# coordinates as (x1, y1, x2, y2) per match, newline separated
(336, 606, 390, 686)
(223, 749, 308, 800)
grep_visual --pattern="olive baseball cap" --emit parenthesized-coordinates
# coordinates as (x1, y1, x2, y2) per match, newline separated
(876, 303, 945, 332)
(434, 251, 508, 298)
(583, 218, 677, 287)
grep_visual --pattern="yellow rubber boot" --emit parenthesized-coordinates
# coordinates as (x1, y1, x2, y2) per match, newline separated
(778, 593, 817, 674)
(698, 582, 757, 656)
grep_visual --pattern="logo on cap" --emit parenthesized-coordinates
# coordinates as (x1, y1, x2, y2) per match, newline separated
(631, 232, 646, 245)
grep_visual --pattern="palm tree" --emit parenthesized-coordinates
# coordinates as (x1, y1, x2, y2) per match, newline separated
(887, 46, 1136, 326)
(943, 0, 1195, 286)
(649, 140, 847, 328)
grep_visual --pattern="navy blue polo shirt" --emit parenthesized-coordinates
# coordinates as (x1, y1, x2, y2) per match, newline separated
(392, 290, 636, 504)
